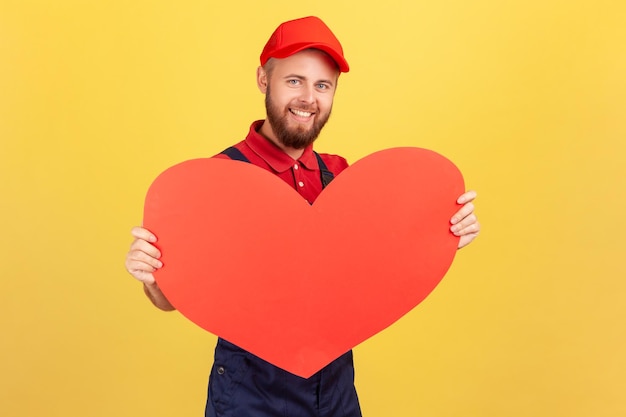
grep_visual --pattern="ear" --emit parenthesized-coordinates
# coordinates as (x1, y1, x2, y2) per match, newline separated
(257, 66, 268, 94)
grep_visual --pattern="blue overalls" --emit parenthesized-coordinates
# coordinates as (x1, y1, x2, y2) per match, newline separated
(204, 147, 362, 417)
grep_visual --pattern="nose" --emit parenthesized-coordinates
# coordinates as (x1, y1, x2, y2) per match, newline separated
(298, 84, 315, 104)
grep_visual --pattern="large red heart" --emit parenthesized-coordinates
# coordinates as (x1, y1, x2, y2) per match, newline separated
(143, 147, 463, 378)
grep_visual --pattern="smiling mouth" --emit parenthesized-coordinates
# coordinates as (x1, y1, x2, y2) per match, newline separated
(290, 108, 314, 118)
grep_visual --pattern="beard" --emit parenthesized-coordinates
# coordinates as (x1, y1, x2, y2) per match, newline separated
(265, 85, 332, 149)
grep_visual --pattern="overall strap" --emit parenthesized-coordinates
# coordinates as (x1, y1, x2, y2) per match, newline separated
(221, 146, 250, 163)
(313, 152, 335, 188)
(220, 147, 335, 189)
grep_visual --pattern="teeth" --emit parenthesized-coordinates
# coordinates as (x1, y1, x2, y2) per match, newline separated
(291, 109, 312, 117)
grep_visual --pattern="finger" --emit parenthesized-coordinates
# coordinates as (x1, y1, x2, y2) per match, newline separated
(129, 238, 161, 259)
(452, 219, 480, 237)
(127, 266, 156, 285)
(450, 202, 475, 225)
(125, 253, 159, 280)
(127, 247, 162, 269)
(131, 226, 157, 243)
(457, 190, 477, 205)
(451, 213, 477, 234)
(126, 258, 157, 275)
(457, 231, 479, 249)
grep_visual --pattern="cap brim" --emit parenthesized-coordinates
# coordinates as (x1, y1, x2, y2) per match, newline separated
(270, 43, 350, 73)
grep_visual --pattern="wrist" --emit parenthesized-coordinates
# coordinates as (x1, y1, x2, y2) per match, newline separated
(143, 282, 175, 311)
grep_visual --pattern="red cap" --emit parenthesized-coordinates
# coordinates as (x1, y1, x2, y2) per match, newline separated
(260, 16, 349, 73)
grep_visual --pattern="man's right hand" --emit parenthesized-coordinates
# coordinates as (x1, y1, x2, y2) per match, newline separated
(125, 226, 162, 285)
(125, 226, 174, 311)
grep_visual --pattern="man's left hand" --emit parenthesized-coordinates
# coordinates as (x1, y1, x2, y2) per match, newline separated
(450, 190, 480, 249)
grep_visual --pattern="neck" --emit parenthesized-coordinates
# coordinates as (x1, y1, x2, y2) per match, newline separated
(258, 120, 305, 160)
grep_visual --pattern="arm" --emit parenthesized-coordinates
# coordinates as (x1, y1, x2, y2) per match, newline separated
(450, 190, 480, 249)
(125, 226, 175, 311)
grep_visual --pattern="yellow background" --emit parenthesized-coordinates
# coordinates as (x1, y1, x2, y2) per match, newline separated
(1, 0, 625, 416)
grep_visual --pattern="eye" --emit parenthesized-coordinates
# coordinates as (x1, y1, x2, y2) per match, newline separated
(287, 79, 300, 86)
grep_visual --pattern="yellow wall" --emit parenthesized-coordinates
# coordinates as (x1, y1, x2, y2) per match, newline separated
(1, 1, 625, 416)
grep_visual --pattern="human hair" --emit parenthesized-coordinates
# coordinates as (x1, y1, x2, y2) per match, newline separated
(263, 57, 277, 78)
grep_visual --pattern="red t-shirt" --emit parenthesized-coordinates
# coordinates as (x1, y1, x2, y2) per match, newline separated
(213, 120, 349, 204)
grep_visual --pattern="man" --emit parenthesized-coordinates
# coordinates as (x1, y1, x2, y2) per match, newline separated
(125, 16, 480, 417)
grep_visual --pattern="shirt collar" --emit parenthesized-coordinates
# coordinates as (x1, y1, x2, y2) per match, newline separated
(245, 120, 318, 173)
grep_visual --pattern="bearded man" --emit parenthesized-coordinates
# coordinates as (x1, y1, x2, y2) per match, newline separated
(125, 16, 480, 417)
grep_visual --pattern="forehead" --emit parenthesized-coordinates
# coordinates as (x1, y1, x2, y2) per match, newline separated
(268, 49, 339, 80)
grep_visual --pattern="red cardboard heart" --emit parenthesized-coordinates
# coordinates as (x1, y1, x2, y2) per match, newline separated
(143, 147, 464, 378)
